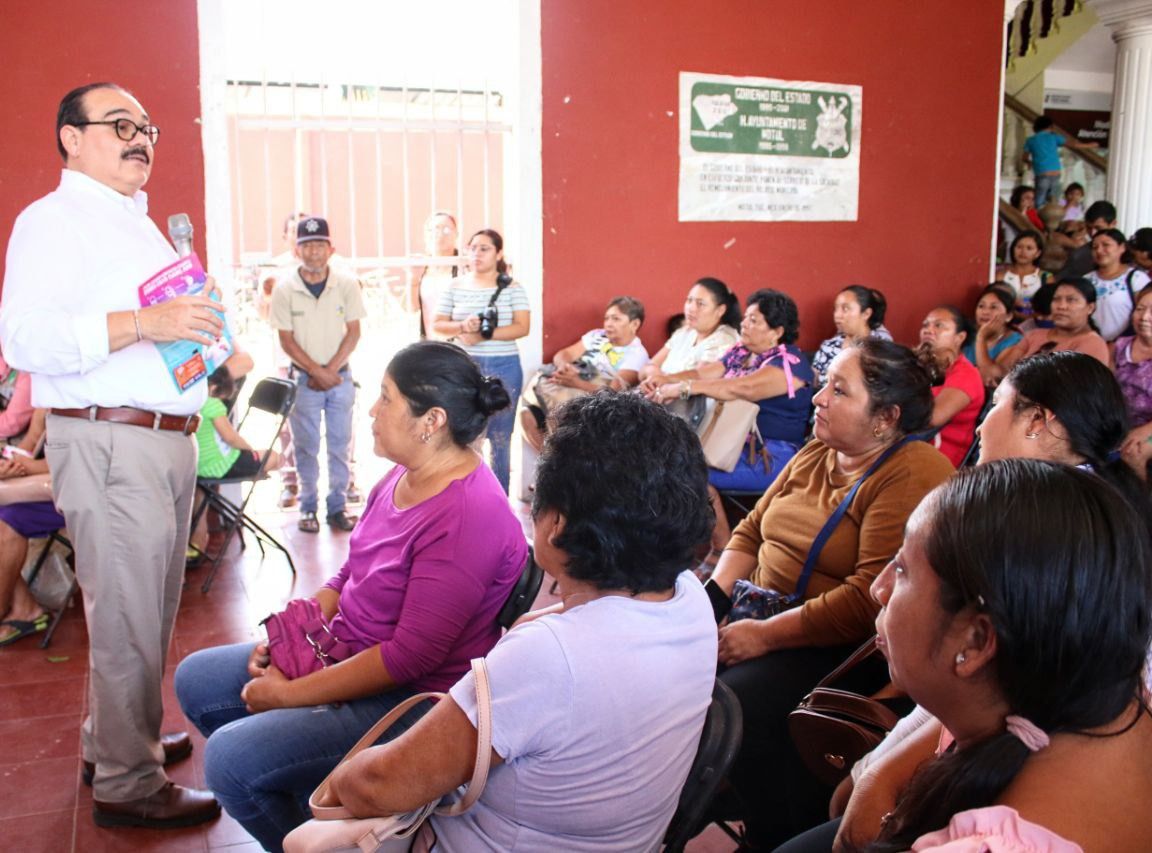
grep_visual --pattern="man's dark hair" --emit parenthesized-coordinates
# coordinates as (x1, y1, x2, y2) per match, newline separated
(1032, 115, 1054, 133)
(1084, 200, 1117, 224)
(532, 393, 713, 594)
(56, 82, 130, 162)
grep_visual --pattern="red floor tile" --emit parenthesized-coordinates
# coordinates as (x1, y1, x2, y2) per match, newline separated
(0, 676, 85, 723)
(0, 809, 76, 853)
(72, 816, 210, 853)
(0, 713, 82, 764)
(0, 755, 79, 820)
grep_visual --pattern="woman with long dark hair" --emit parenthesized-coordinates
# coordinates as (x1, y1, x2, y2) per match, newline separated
(175, 342, 527, 850)
(432, 228, 531, 493)
(917, 305, 984, 467)
(639, 276, 740, 387)
(1086, 226, 1151, 341)
(777, 351, 1151, 853)
(995, 230, 1047, 319)
(866, 460, 1152, 850)
(1001, 277, 1109, 368)
(810, 285, 890, 387)
(705, 339, 953, 849)
(963, 283, 1022, 387)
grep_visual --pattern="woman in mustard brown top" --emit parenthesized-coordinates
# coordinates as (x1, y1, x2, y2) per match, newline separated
(708, 339, 954, 849)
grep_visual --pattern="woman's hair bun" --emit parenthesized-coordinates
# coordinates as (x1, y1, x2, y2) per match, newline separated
(478, 375, 511, 416)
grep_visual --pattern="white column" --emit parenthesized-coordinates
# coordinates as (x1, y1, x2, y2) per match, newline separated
(1089, 0, 1152, 231)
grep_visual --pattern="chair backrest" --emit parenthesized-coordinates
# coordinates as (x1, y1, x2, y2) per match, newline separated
(496, 546, 543, 630)
(958, 393, 996, 468)
(246, 377, 297, 418)
(662, 678, 744, 852)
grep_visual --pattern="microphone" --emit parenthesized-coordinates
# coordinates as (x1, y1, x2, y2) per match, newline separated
(168, 213, 194, 257)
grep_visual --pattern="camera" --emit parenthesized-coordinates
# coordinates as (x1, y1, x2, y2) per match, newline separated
(476, 272, 513, 339)
(477, 305, 499, 339)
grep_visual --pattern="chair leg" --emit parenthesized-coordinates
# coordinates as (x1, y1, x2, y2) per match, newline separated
(39, 576, 78, 649)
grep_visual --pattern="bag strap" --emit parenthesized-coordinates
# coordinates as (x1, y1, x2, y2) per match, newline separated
(790, 436, 914, 601)
(815, 636, 881, 688)
(436, 657, 492, 815)
(308, 657, 493, 820)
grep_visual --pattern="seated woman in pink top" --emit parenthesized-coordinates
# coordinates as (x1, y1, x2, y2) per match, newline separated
(1001, 277, 1110, 370)
(0, 351, 34, 441)
(175, 341, 527, 851)
(864, 462, 1152, 851)
(917, 306, 984, 467)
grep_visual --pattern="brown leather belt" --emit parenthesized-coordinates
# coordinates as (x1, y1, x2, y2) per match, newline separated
(50, 406, 201, 436)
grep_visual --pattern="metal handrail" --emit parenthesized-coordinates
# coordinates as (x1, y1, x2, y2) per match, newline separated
(1004, 93, 1108, 173)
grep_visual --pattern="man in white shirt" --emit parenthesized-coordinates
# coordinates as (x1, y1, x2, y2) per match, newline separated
(0, 82, 222, 829)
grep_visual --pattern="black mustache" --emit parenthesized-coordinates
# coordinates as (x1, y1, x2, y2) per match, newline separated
(122, 147, 150, 163)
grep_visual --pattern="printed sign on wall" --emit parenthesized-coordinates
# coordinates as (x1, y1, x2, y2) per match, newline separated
(679, 71, 863, 222)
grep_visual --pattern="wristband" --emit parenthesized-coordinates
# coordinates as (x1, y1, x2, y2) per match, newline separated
(133, 310, 143, 342)
(703, 578, 733, 624)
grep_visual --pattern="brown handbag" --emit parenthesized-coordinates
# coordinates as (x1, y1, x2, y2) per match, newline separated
(788, 637, 900, 787)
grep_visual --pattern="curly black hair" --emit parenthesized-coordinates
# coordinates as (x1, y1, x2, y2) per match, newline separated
(531, 393, 713, 593)
(746, 288, 800, 344)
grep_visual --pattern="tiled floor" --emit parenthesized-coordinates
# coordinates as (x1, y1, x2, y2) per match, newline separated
(0, 470, 738, 852)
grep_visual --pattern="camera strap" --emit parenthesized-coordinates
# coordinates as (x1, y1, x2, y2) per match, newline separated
(486, 273, 512, 310)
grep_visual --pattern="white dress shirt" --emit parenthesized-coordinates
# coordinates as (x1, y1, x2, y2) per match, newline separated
(0, 169, 205, 415)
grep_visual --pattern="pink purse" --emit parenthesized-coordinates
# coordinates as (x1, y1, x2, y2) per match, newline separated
(283, 658, 493, 853)
(261, 598, 354, 680)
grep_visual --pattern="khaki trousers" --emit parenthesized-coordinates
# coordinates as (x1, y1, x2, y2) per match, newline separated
(45, 414, 196, 802)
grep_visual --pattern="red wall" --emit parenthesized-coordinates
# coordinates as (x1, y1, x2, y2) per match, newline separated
(0, 0, 204, 283)
(540, 0, 1006, 354)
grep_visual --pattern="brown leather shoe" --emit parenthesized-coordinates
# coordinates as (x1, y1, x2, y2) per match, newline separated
(82, 731, 194, 787)
(93, 782, 220, 829)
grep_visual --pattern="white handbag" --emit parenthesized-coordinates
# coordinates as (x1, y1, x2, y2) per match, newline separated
(697, 399, 760, 472)
(283, 658, 493, 853)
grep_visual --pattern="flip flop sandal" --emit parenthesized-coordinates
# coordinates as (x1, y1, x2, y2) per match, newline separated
(298, 511, 321, 533)
(0, 613, 50, 647)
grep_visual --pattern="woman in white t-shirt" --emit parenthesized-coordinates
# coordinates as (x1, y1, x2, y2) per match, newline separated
(318, 393, 718, 853)
(520, 296, 649, 451)
(1086, 227, 1151, 342)
(639, 277, 740, 391)
(433, 229, 531, 493)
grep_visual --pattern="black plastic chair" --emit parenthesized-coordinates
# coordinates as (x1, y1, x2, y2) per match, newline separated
(190, 377, 297, 593)
(496, 546, 543, 630)
(957, 393, 996, 469)
(662, 678, 744, 851)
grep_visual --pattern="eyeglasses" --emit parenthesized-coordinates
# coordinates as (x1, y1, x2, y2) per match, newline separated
(72, 118, 160, 145)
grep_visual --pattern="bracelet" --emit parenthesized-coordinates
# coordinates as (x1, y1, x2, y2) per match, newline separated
(679, 380, 692, 400)
(132, 310, 143, 342)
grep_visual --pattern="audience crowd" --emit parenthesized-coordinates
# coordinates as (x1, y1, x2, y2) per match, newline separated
(5, 149, 1152, 853)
